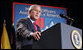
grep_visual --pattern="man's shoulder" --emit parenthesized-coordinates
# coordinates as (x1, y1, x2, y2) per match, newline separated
(17, 18, 24, 23)
(17, 18, 28, 23)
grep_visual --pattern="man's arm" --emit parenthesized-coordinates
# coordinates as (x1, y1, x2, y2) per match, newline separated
(16, 19, 32, 40)
(16, 19, 41, 40)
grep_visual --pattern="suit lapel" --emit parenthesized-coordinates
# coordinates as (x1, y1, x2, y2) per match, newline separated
(26, 18, 36, 32)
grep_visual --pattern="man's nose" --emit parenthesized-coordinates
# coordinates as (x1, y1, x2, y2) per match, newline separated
(37, 11, 41, 15)
(36, 11, 39, 14)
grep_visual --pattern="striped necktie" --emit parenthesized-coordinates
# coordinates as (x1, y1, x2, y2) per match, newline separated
(33, 22, 37, 31)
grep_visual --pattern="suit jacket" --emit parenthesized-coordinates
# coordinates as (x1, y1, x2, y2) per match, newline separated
(16, 18, 41, 49)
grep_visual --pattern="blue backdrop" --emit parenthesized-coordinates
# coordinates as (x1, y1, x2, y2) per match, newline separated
(13, 2, 67, 32)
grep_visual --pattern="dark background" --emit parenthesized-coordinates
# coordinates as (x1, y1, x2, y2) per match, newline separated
(0, 0, 82, 46)
(1, 0, 82, 34)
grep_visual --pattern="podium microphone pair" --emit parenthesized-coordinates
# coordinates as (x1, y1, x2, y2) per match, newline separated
(59, 14, 74, 21)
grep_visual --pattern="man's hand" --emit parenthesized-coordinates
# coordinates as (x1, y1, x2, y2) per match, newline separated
(31, 31, 41, 40)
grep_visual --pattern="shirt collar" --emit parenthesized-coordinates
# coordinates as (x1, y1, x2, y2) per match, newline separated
(28, 16, 35, 23)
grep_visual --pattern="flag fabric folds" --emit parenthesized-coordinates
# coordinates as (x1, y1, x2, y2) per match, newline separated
(1, 20, 11, 49)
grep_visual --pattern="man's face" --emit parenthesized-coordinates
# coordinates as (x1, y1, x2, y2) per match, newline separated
(29, 6, 41, 21)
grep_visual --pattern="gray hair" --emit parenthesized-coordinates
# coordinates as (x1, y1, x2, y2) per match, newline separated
(28, 4, 41, 12)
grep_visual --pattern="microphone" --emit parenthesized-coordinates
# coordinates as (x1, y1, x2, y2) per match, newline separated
(59, 14, 74, 21)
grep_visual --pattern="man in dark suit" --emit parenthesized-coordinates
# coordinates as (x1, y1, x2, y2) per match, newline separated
(16, 4, 42, 49)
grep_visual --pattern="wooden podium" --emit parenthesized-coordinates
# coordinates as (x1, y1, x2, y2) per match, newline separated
(32, 23, 82, 49)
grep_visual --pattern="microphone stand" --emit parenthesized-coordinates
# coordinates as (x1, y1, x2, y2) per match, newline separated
(66, 16, 74, 26)
(59, 14, 75, 26)
(69, 19, 74, 26)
